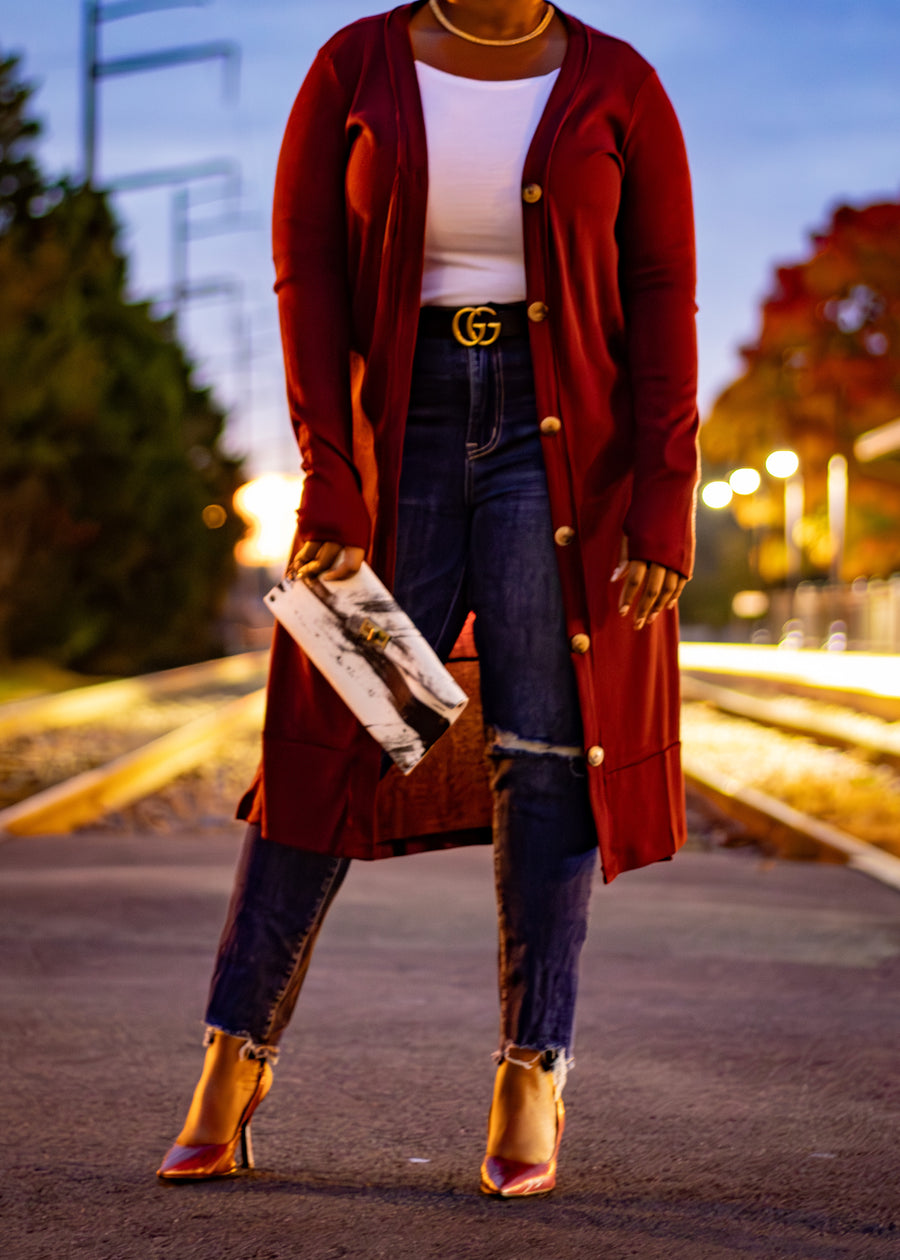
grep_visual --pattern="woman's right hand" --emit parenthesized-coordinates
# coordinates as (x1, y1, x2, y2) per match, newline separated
(286, 540, 365, 582)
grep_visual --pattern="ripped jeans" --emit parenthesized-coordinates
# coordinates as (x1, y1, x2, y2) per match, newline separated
(206, 323, 598, 1088)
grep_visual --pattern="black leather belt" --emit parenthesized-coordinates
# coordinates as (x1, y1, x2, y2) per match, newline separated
(418, 302, 529, 345)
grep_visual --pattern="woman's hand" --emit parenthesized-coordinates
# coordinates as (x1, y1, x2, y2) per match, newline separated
(612, 538, 686, 630)
(287, 540, 365, 582)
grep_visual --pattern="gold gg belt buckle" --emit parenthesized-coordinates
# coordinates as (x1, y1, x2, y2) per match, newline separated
(451, 305, 502, 347)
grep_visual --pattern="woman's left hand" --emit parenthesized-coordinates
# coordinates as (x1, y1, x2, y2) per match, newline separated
(612, 539, 687, 630)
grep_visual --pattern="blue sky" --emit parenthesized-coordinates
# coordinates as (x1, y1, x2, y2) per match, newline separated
(4, 0, 900, 473)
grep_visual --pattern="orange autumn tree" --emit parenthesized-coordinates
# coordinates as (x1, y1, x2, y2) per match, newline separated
(701, 199, 900, 583)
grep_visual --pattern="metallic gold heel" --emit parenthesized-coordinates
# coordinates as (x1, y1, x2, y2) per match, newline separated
(480, 1094, 565, 1197)
(157, 1059, 272, 1181)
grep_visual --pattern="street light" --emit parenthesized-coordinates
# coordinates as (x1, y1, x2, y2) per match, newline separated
(701, 480, 733, 509)
(729, 467, 761, 496)
(765, 450, 800, 479)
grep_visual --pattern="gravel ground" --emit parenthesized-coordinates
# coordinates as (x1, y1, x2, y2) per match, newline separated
(682, 703, 900, 857)
(0, 685, 261, 812)
(83, 701, 900, 864)
(6, 669, 898, 862)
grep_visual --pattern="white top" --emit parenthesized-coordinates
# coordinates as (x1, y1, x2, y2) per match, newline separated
(415, 61, 559, 307)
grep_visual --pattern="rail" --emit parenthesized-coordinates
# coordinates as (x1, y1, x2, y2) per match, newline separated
(0, 656, 268, 839)
(0, 651, 268, 739)
(681, 645, 900, 892)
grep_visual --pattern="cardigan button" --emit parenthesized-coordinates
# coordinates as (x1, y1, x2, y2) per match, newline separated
(527, 301, 549, 322)
(539, 416, 561, 435)
(522, 183, 543, 203)
(554, 525, 575, 547)
(586, 745, 605, 767)
(569, 633, 591, 654)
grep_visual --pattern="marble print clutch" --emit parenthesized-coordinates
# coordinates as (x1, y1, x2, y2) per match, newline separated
(265, 564, 468, 773)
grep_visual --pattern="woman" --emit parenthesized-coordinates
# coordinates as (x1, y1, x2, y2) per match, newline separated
(158, 0, 698, 1196)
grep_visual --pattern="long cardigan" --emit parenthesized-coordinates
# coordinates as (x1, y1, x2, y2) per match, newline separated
(238, 1, 700, 884)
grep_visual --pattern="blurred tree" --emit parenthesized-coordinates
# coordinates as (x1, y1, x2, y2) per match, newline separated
(0, 51, 245, 672)
(0, 50, 45, 229)
(701, 199, 900, 583)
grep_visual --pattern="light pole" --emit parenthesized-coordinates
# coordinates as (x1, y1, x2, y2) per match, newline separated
(827, 454, 848, 584)
(765, 450, 802, 584)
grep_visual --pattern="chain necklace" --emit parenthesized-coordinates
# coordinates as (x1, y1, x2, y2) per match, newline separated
(428, 0, 555, 47)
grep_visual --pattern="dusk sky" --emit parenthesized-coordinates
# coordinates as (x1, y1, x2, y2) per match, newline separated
(4, 0, 900, 474)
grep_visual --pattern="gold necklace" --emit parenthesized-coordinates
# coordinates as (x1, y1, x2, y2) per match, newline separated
(428, 0, 555, 47)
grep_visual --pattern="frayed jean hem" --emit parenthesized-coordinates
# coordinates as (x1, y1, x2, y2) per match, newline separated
(492, 1041, 570, 1097)
(203, 1024, 280, 1066)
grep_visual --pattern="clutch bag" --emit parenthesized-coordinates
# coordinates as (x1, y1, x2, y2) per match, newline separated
(265, 563, 468, 774)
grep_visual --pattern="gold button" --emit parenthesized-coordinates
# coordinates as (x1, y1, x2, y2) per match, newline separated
(570, 633, 590, 654)
(554, 525, 575, 547)
(527, 301, 549, 322)
(522, 183, 543, 204)
(586, 745, 605, 767)
(539, 416, 561, 435)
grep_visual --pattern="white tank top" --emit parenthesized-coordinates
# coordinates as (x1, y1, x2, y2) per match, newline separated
(415, 61, 560, 307)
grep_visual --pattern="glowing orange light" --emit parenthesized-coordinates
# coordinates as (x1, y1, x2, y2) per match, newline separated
(234, 474, 304, 566)
(202, 504, 227, 529)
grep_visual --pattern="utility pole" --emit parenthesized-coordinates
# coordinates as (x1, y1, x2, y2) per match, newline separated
(81, 0, 239, 187)
(82, 2, 100, 186)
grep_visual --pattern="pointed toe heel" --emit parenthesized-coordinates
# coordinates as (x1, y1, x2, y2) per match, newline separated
(480, 1096, 565, 1198)
(157, 1060, 271, 1181)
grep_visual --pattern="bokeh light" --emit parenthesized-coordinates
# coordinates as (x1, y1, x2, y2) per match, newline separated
(201, 504, 227, 529)
(233, 473, 304, 566)
(701, 480, 733, 509)
(729, 467, 762, 495)
(731, 590, 770, 619)
(765, 450, 800, 478)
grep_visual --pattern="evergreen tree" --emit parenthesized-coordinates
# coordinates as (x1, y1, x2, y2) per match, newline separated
(0, 50, 245, 671)
(0, 51, 45, 230)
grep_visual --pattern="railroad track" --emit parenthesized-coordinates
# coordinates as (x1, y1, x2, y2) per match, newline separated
(679, 642, 900, 720)
(0, 653, 267, 839)
(680, 644, 900, 892)
(2, 643, 899, 895)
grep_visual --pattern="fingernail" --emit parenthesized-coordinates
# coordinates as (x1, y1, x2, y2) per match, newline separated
(619, 605, 630, 616)
(611, 564, 627, 581)
(635, 618, 645, 629)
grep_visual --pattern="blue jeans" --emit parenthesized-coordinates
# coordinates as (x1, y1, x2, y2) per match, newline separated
(206, 326, 597, 1081)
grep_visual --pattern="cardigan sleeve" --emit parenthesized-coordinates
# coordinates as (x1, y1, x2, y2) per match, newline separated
(272, 49, 371, 552)
(616, 70, 699, 579)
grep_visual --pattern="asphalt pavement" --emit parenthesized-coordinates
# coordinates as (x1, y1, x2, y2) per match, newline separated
(1, 824, 898, 1260)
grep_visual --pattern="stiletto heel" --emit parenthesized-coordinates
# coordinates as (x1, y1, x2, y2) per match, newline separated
(239, 1120, 254, 1171)
(157, 1058, 272, 1181)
